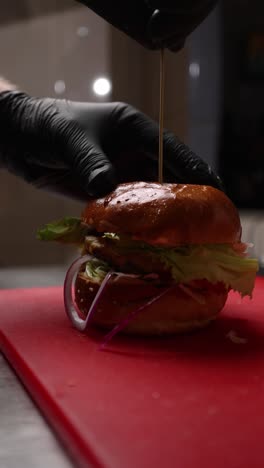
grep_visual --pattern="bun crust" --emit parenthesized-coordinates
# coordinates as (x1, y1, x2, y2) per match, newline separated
(74, 274, 228, 335)
(82, 182, 241, 246)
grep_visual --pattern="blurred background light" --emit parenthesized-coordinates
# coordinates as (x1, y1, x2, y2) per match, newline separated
(92, 77, 111, 96)
(54, 80, 66, 94)
(76, 25, 89, 37)
(189, 62, 200, 79)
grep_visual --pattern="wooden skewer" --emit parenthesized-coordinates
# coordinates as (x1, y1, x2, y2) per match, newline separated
(158, 48, 165, 184)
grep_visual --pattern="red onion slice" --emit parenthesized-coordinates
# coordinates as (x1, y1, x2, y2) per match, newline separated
(64, 255, 111, 331)
(100, 286, 172, 349)
(178, 284, 205, 304)
(64, 255, 172, 347)
(64, 255, 140, 331)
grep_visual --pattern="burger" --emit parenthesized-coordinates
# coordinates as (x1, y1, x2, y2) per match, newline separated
(38, 182, 258, 335)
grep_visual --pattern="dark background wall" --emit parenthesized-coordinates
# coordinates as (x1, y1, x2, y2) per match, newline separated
(220, 0, 264, 208)
(0, 0, 75, 26)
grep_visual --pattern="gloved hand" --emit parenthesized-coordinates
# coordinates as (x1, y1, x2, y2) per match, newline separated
(78, 0, 217, 51)
(0, 90, 222, 200)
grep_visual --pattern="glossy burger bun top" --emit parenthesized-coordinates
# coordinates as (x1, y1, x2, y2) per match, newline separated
(82, 182, 242, 246)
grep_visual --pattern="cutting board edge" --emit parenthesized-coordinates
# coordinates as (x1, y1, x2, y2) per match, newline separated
(0, 330, 104, 468)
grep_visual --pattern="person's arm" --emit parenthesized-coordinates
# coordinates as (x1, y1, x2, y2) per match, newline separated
(0, 78, 222, 199)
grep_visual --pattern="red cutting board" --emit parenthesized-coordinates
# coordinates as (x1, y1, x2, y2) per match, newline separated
(1, 279, 264, 468)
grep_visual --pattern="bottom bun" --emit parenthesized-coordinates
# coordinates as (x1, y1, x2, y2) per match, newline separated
(74, 274, 228, 335)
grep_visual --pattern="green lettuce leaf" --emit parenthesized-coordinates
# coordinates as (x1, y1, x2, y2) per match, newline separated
(37, 217, 87, 245)
(38, 224, 258, 297)
(103, 234, 258, 297)
(157, 244, 258, 297)
(85, 258, 110, 283)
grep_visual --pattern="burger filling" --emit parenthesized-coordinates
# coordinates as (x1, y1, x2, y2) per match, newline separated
(37, 217, 258, 298)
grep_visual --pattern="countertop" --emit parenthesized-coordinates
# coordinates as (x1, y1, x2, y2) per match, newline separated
(0, 267, 74, 468)
(0, 354, 73, 468)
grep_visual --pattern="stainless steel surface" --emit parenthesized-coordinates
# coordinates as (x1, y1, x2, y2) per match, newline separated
(0, 267, 65, 289)
(0, 354, 73, 468)
(239, 211, 264, 267)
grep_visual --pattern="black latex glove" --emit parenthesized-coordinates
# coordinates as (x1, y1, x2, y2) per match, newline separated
(77, 0, 217, 51)
(0, 91, 222, 200)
